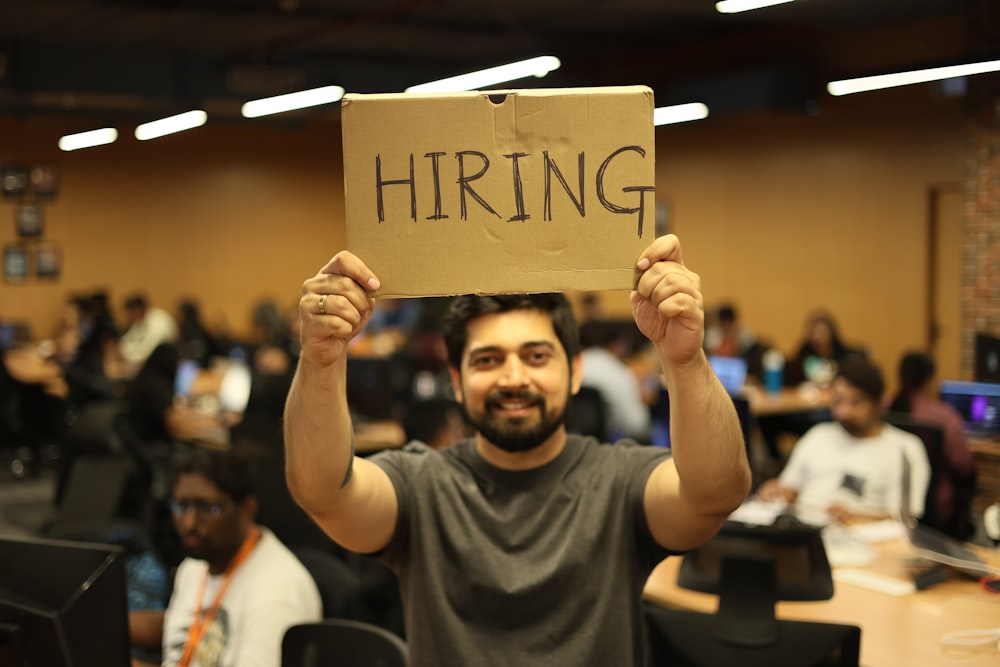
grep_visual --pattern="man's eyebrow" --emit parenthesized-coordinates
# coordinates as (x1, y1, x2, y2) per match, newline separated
(467, 345, 503, 358)
(520, 341, 557, 352)
(467, 341, 557, 357)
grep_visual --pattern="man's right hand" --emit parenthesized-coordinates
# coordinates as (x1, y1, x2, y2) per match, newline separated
(756, 479, 797, 504)
(299, 251, 381, 368)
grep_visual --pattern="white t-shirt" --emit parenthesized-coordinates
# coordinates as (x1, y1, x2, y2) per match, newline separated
(162, 528, 322, 667)
(580, 346, 651, 441)
(120, 307, 179, 366)
(778, 421, 930, 519)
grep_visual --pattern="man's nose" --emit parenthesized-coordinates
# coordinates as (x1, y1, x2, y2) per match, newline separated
(498, 355, 528, 387)
(175, 508, 199, 531)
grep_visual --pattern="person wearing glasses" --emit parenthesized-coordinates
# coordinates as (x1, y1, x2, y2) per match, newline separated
(130, 448, 321, 667)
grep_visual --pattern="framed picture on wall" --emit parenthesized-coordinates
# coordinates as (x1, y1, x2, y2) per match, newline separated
(1, 163, 28, 199)
(15, 203, 44, 237)
(30, 162, 59, 199)
(3, 245, 28, 283)
(34, 241, 61, 279)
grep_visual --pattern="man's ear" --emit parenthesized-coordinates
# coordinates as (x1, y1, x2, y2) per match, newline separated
(570, 354, 584, 395)
(448, 366, 464, 404)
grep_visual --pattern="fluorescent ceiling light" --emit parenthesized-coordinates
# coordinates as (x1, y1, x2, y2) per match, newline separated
(405, 56, 561, 93)
(241, 85, 345, 118)
(716, 0, 795, 14)
(58, 127, 118, 151)
(654, 103, 709, 126)
(827, 60, 1000, 96)
(135, 110, 207, 140)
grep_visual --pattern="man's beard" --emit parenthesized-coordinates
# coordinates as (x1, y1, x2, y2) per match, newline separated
(463, 389, 566, 453)
(838, 417, 871, 438)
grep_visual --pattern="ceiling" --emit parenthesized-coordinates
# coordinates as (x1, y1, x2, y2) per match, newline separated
(0, 0, 991, 124)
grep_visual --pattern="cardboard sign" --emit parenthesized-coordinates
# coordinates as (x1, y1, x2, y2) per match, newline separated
(342, 86, 655, 297)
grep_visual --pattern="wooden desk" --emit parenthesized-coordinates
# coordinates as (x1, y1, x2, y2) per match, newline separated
(970, 437, 1000, 514)
(644, 538, 1000, 667)
(355, 420, 406, 453)
(743, 385, 831, 417)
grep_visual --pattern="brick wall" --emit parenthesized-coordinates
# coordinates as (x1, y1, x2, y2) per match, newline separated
(963, 75, 1000, 376)
(962, 8, 1000, 376)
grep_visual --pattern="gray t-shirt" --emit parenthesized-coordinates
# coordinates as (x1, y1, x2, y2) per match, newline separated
(370, 434, 672, 667)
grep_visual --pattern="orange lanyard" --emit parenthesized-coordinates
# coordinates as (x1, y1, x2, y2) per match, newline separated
(178, 525, 261, 667)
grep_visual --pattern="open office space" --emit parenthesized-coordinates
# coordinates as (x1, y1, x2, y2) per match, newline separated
(1, 1, 1000, 666)
(0, 2, 997, 382)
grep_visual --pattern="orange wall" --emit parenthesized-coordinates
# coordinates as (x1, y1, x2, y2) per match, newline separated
(0, 84, 965, 387)
(1, 117, 347, 340)
(655, 85, 964, 378)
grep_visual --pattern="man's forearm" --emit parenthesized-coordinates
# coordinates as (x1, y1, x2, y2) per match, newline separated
(128, 609, 164, 651)
(661, 350, 751, 514)
(283, 356, 356, 511)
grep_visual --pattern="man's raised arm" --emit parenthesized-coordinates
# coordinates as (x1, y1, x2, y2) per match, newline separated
(631, 235, 752, 552)
(283, 251, 399, 554)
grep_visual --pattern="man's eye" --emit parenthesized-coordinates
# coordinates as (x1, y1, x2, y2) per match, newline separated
(525, 351, 551, 365)
(472, 356, 499, 368)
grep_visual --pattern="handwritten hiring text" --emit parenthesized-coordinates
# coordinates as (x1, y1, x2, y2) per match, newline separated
(372, 146, 653, 238)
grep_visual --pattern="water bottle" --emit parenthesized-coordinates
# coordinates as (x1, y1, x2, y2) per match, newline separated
(762, 349, 785, 393)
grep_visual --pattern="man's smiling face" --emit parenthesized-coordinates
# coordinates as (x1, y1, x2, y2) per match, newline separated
(451, 308, 579, 453)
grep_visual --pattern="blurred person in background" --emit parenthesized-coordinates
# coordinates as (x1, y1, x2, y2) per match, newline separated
(120, 293, 179, 372)
(886, 351, 976, 538)
(703, 303, 756, 359)
(177, 299, 226, 369)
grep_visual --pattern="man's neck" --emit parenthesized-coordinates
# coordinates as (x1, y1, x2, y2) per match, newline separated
(207, 526, 258, 575)
(475, 429, 568, 470)
(848, 422, 883, 440)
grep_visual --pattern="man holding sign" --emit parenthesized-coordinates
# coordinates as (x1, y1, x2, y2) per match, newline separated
(284, 234, 751, 666)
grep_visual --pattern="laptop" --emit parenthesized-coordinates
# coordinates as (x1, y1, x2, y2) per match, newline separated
(708, 355, 748, 396)
(899, 454, 995, 578)
(174, 358, 201, 399)
(938, 379, 1000, 438)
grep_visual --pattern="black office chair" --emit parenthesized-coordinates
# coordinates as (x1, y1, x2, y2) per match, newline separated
(292, 546, 372, 622)
(282, 619, 408, 667)
(565, 386, 609, 441)
(645, 521, 861, 667)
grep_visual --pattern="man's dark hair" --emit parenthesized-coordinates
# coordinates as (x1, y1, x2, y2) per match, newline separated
(835, 353, 884, 402)
(717, 304, 736, 324)
(172, 448, 256, 503)
(124, 293, 148, 311)
(441, 293, 581, 370)
(887, 351, 935, 413)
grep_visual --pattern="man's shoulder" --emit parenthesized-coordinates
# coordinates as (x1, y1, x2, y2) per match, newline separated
(370, 439, 474, 475)
(245, 531, 322, 595)
(253, 531, 312, 572)
(912, 396, 965, 429)
(570, 436, 670, 468)
(799, 420, 842, 441)
(880, 422, 924, 446)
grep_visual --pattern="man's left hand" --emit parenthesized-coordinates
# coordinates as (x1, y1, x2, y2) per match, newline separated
(630, 234, 704, 366)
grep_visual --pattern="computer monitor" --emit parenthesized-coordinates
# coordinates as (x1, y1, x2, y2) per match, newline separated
(679, 520, 834, 600)
(938, 379, 1000, 437)
(0, 320, 32, 350)
(174, 358, 201, 398)
(217, 360, 253, 413)
(651, 391, 752, 463)
(0, 536, 131, 667)
(708, 355, 748, 396)
(974, 332, 1000, 383)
